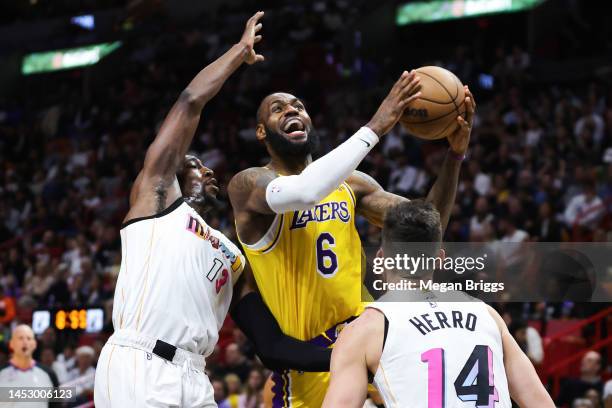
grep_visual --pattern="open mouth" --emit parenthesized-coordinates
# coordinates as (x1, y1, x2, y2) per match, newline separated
(282, 118, 306, 138)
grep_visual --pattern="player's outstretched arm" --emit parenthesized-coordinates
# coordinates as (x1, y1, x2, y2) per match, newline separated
(487, 306, 555, 408)
(230, 268, 331, 372)
(228, 71, 421, 218)
(425, 86, 475, 231)
(322, 309, 384, 408)
(348, 87, 475, 232)
(126, 11, 265, 221)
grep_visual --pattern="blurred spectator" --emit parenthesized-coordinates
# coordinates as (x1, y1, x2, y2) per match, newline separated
(213, 377, 228, 406)
(222, 373, 243, 407)
(507, 317, 544, 366)
(39, 346, 69, 384)
(65, 345, 95, 402)
(585, 388, 603, 408)
(603, 379, 612, 408)
(564, 181, 606, 234)
(57, 344, 76, 374)
(531, 201, 564, 241)
(387, 154, 428, 197)
(499, 215, 529, 244)
(0, 285, 16, 325)
(575, 105, 605, 147)
(239, 368, 265, 408)
(558, 351, 604, 406)
(574, 399, 594, 408)
(469, 197, 494, 241)
(221, 343, 252, 382)
(0, 325, 58, 408)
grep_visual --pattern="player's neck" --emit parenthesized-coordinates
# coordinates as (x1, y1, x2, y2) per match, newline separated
(268, 154, 313, 175)
(10, 356, 34, 370)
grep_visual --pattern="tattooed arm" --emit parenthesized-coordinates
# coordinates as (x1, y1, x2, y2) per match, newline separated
(124, 12, 265, 223)
(349, 86, 476, 232)
(347, 171, 407, 228)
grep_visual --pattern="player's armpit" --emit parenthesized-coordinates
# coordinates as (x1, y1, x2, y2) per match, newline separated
(487, 306, 555, 408)
(228, 167, 277, 215)
(347, 171, 407, 227)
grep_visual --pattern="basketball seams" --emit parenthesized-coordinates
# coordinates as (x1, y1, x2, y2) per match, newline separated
(417, 96, 457, 105)
(433, 102, 466, 138)
(417, 69, 461, 115)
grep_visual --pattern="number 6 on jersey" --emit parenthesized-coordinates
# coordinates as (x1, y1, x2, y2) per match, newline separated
(316, 232, 338, 276)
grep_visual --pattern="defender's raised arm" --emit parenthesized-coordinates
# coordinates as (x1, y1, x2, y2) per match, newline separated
(125, 11, 265, 223)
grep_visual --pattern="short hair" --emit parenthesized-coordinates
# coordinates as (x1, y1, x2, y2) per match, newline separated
(382, 200, 442, 257)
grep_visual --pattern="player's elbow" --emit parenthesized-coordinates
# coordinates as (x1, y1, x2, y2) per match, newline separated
(266, 176, 320, 212)
(178, 89, 204, 111)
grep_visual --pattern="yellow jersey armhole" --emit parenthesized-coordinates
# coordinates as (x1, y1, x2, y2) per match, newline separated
(344, 181, 357, 207)
(237, 214, 285, 254)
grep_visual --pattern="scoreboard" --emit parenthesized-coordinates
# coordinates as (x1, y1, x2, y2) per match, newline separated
(32, 308, 104, 335)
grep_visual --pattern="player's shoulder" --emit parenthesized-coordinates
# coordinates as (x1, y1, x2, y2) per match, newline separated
(344, 308, 385, 340)
(228, 167, 276, 197)
(230, 167, 276, 185)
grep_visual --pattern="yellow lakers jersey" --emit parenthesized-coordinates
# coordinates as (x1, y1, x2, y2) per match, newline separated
(239, 181, 364, 340)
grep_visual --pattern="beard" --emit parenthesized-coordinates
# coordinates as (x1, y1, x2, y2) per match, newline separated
(265, 125, 320, 158)
(185, 192, 218, 215)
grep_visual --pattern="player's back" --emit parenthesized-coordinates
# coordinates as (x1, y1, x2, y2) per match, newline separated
(113, 197, 244, 356)
(370, 293, 511, 408)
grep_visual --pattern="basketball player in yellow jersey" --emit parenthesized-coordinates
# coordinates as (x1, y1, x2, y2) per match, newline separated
(228, 72, 476, 407)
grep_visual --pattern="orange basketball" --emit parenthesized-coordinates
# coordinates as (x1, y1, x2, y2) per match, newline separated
(400, 66, 466, 140)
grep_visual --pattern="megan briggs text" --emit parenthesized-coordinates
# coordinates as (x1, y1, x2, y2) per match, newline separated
(373, 279, 505, 293)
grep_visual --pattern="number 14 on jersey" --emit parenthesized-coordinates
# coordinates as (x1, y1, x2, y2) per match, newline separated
(422, 345, 499, 408)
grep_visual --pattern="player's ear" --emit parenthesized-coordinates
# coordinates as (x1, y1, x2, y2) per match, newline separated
(376, 247, 383, 258)
(256, 123, 266, 142)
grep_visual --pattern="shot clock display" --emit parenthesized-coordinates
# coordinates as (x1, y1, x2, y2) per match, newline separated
(32, 308, 104, 335)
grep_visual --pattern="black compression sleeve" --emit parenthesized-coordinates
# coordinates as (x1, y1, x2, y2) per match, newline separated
(231, 292, 331, 372)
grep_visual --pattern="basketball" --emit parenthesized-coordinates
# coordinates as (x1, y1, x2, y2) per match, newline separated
(400, 66, 466, 140)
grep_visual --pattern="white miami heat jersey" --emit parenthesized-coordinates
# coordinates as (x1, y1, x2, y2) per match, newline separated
(113, 197, 244, 357)
(370, 294, 511, 408)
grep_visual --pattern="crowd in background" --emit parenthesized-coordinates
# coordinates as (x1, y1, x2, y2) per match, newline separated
(0, 0, 611, 407)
